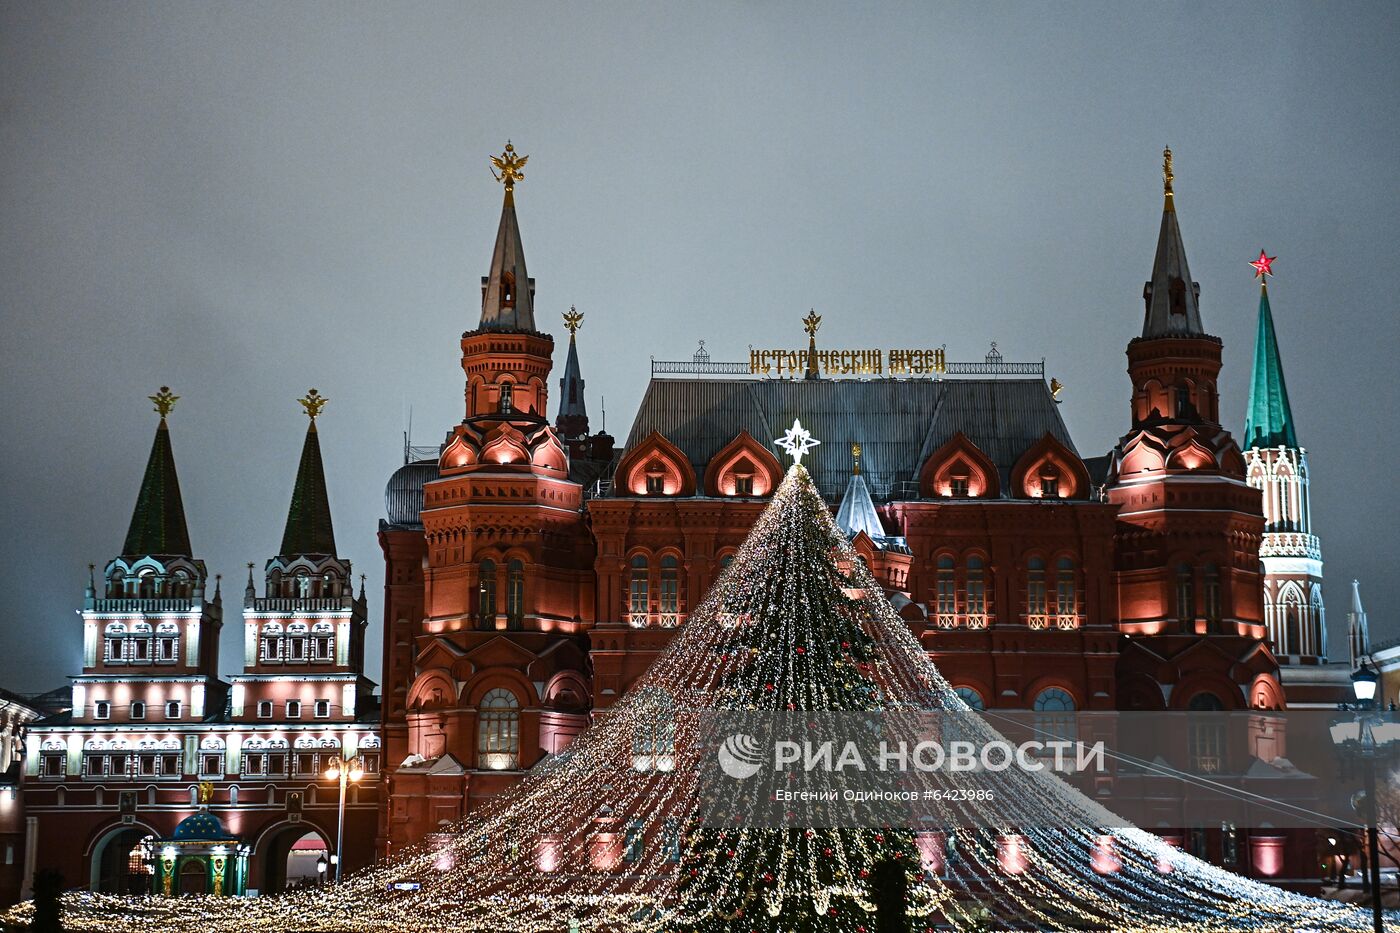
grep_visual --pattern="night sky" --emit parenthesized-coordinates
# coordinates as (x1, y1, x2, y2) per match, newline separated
(2, 2, 1397, 692)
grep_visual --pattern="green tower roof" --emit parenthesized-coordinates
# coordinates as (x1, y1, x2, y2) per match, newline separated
(279, 399, 337, 558)
(1243, 283, 1298, 450)
(122, 408, 193, 558)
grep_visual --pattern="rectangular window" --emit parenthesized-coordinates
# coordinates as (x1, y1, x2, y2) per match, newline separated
(138, 754, 157, 777)
(130, 638, 151, 663)
(734, 475, 754, 496)
(267, 752, 287, 775)
(199, 752, 224, 777)
(130, 701, 145, 720)
(287, 637, 307, 663)
(646, 475, 665, 495)
(40, 753, 65, 779)
(1041, 477, 1059, 498)
(159, 752, 180, 776)
(359, 752, 380, 774)
(311, 636, 334, 662)
(155, 637, 178, 663)
(94, 701, 111, 720)
(294, 752, 317, 776)
(104, 638, 125, 664)
(950, 477, 969, 498)
(314, 699, 331, 719)
(243, 753, 265, 776)
(165, 701, 181, 720)
(261, 636, 283, 663)
(286, 700, 302, 719)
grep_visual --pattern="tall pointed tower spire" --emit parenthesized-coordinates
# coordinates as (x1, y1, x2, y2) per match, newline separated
(1243, 252, 1297, 448)
(280, 389, 337, 558)
(122, 386, 193, 557)
(835, 443, 884, 541)
(1141, 147, 1204, 338)
(1348, 580, 1370, 669)
(479, 141, 536, 332)
(556, 307, 589, 439)
(1240, 255, 1326, 664)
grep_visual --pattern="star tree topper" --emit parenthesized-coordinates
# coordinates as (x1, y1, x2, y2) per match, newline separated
(775, 418, 821, 465)
(1248, 249, 1276, 281)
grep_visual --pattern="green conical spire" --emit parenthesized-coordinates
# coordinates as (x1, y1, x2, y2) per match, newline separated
(1243, 282, 1298, 450)
(122, 387, 193, 557)
(279, 389, 337, 557)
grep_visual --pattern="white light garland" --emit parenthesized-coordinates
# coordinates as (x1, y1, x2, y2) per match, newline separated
(5, 465, 1381, 932)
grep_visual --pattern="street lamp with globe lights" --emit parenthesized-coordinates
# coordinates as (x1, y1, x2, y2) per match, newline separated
(324, 753, 364, 883)
(1331, 659, 1398, 933)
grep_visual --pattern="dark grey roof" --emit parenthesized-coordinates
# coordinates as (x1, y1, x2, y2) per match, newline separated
(384, 459, 440, 528)
(622, 377, 1077, 500)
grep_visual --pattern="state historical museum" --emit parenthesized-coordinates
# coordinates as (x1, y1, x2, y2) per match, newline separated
(376, 146, 1350, 885)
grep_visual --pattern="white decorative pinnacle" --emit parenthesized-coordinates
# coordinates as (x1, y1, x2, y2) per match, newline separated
(775, 418, 821, 465)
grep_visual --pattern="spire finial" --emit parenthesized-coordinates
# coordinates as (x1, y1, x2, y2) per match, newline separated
(1249, 250, 1276, 292)
(490, 140, 528, 194)
(298, 388, 328, 421)
(563, 306, 584, 336)
(802, 309, 822, 337)
(1162, 146, 1174, 210)
(149, 386, 179, 419)
(851, 442, 862, 476)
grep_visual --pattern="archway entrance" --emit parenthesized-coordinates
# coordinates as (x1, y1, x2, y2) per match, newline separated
(90, 827, 152, 894)
(179, 859, 207, 895)
(258, 825, 329, 894)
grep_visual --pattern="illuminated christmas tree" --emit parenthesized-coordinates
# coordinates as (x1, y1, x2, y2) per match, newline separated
(9, 452, 1380, 932)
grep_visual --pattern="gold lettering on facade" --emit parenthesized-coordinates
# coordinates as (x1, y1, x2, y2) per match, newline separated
(748, 347, 944, 377)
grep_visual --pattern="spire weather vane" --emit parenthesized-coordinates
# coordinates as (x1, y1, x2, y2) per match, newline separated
(490, 141, 528, 193)
(775, 418, 821, 465)
(298, 388, 328, 420)
(563, 306, 584, 334)
(149, 386, 179, 418)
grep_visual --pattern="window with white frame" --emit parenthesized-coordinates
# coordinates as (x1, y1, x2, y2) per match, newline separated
(39, 742, 65, 779)
(286, 699, 301, 719)
(130, 701, 145, 720)
(155, 622, 179, 663)
(257, 700, 273, 719)
(165, 700, 181, 720)
(286, 623, 309, 663)
(94, 701, 111, 720)
(103, 623, 127, 664)
(260, 623, 284, 663)
(477, 688, 520, 770)
(314, 699, 331, 718)
(310, 622, 334, 662)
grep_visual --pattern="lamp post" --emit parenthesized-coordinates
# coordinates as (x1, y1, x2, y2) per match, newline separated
(324, 752, 363, 883)
(1338, 660, 1389, 933)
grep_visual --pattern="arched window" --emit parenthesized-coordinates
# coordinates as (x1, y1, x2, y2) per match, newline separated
(1055, 557, 1078, 628)
(935, 555, 956, 627)
(478, 560, 497, 628)
(295, 571, 311, 599)
(1187, 693, 1225, 774)
(1033, 687, 1077, 746)
(1026, 558, 1048, 629)
(954, 686, 985, 711)
(1280, 586, 1304, 656)
(718, 554, 734, 572)
(498, 382, 514, 414)
(631, 689, 676, 772)
(506, 560, 525, 628)
(965, 556, 987, 628)
(478, 688, 520, 770)
(659, 555, 680, 625)
(629, 555, 650, 626)
(1203, 564, 1222, 628)
(1175, 564, 1195, 624)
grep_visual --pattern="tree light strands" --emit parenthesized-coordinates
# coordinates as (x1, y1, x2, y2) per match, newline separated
(5, 465, 1382, 932)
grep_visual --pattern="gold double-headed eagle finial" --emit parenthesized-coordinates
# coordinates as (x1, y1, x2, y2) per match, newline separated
(149, 386, 179, 418)
(1162, 146, 1174, 198)
(490, 141, 529, 193)
(563, 306, 584, 335)
(298, 388, 328, 421)
(851, 442, 862, 475)
(802, 309, 822, 337)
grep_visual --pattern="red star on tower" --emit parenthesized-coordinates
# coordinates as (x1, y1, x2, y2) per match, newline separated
(1248, 249, 1276, 280)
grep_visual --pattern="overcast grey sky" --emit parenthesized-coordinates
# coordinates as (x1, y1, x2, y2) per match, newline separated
(2, 2, 1397, 692)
